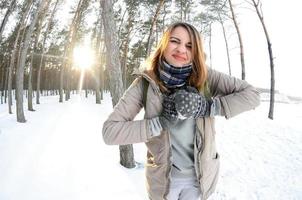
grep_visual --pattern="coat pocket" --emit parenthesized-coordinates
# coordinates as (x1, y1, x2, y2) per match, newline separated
(202, 153, 220, 198)
(145, 164, 167, 195)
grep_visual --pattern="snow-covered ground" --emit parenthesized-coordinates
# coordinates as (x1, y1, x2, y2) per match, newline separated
(0, 92, 301, 200)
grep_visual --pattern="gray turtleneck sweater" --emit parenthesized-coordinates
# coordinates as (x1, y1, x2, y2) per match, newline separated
(149, 118, 196, 178)
(169, 118, 196, 178)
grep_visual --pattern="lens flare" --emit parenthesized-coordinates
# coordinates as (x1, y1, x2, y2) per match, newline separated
(73, 46, 95, 69)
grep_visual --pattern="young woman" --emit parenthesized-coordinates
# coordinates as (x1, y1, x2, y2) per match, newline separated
(102, 22, 260, 200)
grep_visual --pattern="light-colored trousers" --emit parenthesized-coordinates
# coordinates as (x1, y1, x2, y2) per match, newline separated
(166, 177, 202, 200)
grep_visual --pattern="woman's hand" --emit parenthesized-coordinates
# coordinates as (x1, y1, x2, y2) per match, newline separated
(158, 93, 179, 130)
(174, 87, 212, 118)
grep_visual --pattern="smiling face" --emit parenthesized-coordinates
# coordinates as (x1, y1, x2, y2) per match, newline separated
(163, 26, 193, 67)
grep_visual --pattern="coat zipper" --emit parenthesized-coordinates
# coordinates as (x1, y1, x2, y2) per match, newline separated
(163, 131, 172, 199)
(196, 119, 206, 199)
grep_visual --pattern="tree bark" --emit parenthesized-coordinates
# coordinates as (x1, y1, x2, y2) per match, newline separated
(146, 0, 164, 57)
(8, 0, 33, 114)
(121, 14, 134, 88)
(0, 64, 5, 104)
(209, 23, 213, 68)
(94, 17, 102, 104)
(0, 0, 17, 42)
(28, 1, 50, 110)
(16, 0, 49, 122)
(180, 0, 183, 21)
(59, 58, 64, 102)
(37, 0, 60, 104)
(219, 15, 231, 76)
(4, 62, 9, 103)
(100, 0, 135, 169)
(251, 0, 275, 119)
(228, 0, 246, 80)
(100, 45, 106, 100)
(28, 54, 35, 111)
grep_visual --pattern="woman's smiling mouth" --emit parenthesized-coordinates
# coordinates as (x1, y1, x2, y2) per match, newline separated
(172, 54, 186, 61)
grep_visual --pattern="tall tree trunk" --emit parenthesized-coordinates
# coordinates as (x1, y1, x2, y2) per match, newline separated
(28, 3, 49, 110)
(16, 0, 49, 122)
(8, 0, 33, 114)
(117, 9, 127, 40)
(64, 70, 70, 100)
(85, 73, 88, 98)
(28, 53, 34, 111)
(219, 15, 231, 76)
(0, 0, 17, 42)
(59, 58, 64, 102)
(228, 0, 246, 80)
(100, 46, 106, 100)
(36, 53, 44, 104)
(121, 14, 133, 88)
(4, 63, 9, 103)
(8, 45, 16, 114)
(183, 2, 191, 22)
(101, 0, 135, 169)
(180, 0, 183, 21)
(37, 0, 60, 104)
(0, 64, 5, 104)
(27, 0, 50, 111)
(251, 0, 275, 119)
(209, 23, 213, 68)
(94, 17, 102, 104)
(146, 0, 164, 57)
(162, 3, 168, 34)
(95, 65, 101, 103)
(45, 68, 50, 95)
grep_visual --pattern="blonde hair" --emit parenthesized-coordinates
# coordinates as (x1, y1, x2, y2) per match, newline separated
(148, 22, 207, 92)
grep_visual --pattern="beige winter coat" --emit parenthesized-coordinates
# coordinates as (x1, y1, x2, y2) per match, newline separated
(102, 68, 260, 200)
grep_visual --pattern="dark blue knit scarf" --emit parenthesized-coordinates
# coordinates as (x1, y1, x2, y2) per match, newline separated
(159, 60, 192, 88)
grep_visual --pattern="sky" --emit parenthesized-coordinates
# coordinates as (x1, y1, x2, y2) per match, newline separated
(0, 93, 301, 199)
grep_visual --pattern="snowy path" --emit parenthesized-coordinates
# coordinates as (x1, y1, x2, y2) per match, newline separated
(0, 93, 302, 200)
(0, 94, 147, 200)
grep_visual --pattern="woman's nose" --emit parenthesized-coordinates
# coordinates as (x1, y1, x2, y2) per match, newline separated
(176, 44, 187, 53)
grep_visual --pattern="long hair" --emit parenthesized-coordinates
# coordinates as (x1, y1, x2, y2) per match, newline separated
(148, 22, 207, 92)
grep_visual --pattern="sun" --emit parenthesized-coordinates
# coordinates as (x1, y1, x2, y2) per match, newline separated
(73, 46, 95, 69)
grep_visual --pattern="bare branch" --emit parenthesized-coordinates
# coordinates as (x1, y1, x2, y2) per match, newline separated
(243, 0, 254, 7)
(259, 1, 264, 18)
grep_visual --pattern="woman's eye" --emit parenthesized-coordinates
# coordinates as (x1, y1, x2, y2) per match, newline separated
(170, 40, 179, 43)
(186, 45, 192, 49)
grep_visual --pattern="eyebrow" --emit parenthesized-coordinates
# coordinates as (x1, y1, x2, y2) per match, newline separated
(170, 36, 180, 41)
(170, 36, 192, 45)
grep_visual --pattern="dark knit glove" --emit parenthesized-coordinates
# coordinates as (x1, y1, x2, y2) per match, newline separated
(174, 87, 213, 118)
(159, 93, 179, 130)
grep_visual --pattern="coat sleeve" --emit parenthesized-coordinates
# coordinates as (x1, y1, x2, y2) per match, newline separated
(207, 68, 260, 119)
(102, 77, 153, 145)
